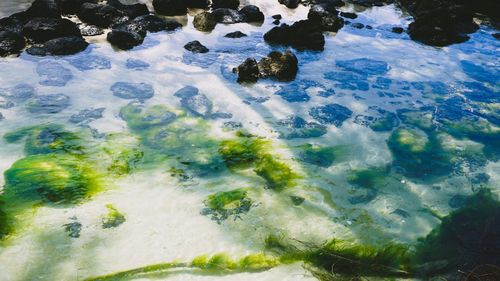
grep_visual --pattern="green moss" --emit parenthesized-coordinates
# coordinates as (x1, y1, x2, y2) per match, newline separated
(298, 144, 346, 167)
(218, 136, 267, 169)
(4, 124, 83, 156)
(239, 253, 279, 270)
(202, 189, 252, 223)
(102, 204, 126, 229)
(413, 188, 500, 275)
(254, 154, 299, 190)
(108, 148, 144, 176)
(4, 154, 101, 204)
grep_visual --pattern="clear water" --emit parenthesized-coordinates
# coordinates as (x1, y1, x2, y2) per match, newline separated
(0, 1, 499, 280)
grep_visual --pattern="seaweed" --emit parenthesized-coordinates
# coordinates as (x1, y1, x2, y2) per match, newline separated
(201, 189, 252, 223)
(297, 144, 344, 167)
(218, 135, 267, 169)
(254, 154, 299, 190)
(108, 148, 144, 176)
(102, 204, 126, 229)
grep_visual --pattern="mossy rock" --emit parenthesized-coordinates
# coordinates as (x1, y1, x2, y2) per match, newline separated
(4, 124, 83, 156)
(202, 189, 252, 223)
(298, 144, 346, 167)
(218, 136, 267, 169)
(4, 154, 101, 204)
(102, 204, 126, 228)
(254, 154, 299, 190)
(347, 166, 389, 189)
(108, 148, 144, 176)
(119, 104, 177, 130)
(397, 109, 435, 131)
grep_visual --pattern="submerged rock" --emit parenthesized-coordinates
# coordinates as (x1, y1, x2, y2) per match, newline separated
(0, 84, 35, 102)
(26, 36, 88, 56)
(193, 12, 217, 32)
(264, 19, 325, 50)
(309, 104, 352, 126)
(23, 17, 81, 43)
(174, 86, 213, 118)
(111, 82, 154, 100)
(184, 40, 209, 53)
(69, 107, 105, 123)
(36, 60, 73, 86)
(224, 31, 247, 38)
(64, 220, 82, 238)
(126, 58, 150, 70)
(276, 115, 327, 139)
(67, 55, 111, 71)
(26, 93, 70, 114)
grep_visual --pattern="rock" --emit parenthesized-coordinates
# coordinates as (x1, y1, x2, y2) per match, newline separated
(264, 19, 325, 50)
(448, 194, 469, 209)
(187, 0, 210, 9)
(27, 36, 88, 56)
(272, 14, 282, 20)
(239, 5, 264, 23)
(276, 115, 327, 139)
(107, 22, 146, 50)
(184, 40, 209, 53)
(23, 18, 81, 43)
(0, 16, 24, 33)
(308, 4, 344, 32)
(55, 0, 97, 15)
(392, 26, 404, 33)
(0, 84, 35, 102)
(36, 60, 73, 86)
(153, 0, 187, 16)
(212, 0, 240, 9)
(25, 0, 61, 19)
(273, 20, 280, 25)
(26, 94, 70, 114)
(351, 22, 364, 29)
(78, 3, 128, 28)
(309, 103, 352, 126)
(236, 58, 259, 83)
(63, 220, 82, 238)
(69, 107, 105, 123)
(258, 50, 298, 81)
(134, 15, 182, 32)
(350, 0, 393, 6)
(0, 31, 25, 57)
(340, 12, 357, 19)
(336, 58, 389, 76)
(180, 94, 213, 118)
(224, 31, 247, 38)
(126, 58, 150, 70)
(67, 55, 111, 71)
(212, 8, 245, 24)
(193, 12, 217, 32)
(174, 86, 199, 98)
(107, 0, 149, 19)
(279, 0, 301, 9)
(111, 82, 154, 100)
(79, 24, 103, 36)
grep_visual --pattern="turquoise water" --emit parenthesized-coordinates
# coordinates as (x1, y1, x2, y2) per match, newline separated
(0, 1, 499, 280)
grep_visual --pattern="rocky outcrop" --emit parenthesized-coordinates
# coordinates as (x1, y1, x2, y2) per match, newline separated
(264, 19, 325, 50)
(23, 18, 81, 43)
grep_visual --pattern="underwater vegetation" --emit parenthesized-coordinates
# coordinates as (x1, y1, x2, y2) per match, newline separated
(201, 189, 253, 223)
(346, 166, 390, 204)
(254, 154, 299, 190)
(108, 148, 144, 176)
(218, 133, 268, 169)
(102, 204, 126, 229)
(297, 144, 346, 167)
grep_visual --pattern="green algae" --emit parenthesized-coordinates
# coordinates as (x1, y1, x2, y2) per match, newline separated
(102, 204, 126, 229)
(202, 189, 252, 223)
(254, 154, 299, 190)
(347, 166, 389, 189)
(297, 144, 347, 167)
(108, 148, 144, 176)
(218, 135, 268, 169)
(4, 154, 102, 204)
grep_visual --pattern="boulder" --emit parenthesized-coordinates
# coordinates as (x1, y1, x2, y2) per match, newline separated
(55, 0, 97, 14)
(133, 15, 182, 32)
(27, 36, 88, 56)
(236, 58, 259, 83)
(184, 40, 209, 53)
(153, 0, 187, 16)
(0, 31, 25, 56)
(278, 0, 301, 9)
(78, 3, 128, 28)
(258, 50, 298, 81)
(25, 0, 61, 19)
(212, 8, 245, 24)
(239, 5, 264, 23)
(193, 12, 217, 32)
(107, 0, 149, 19)
(187, 0, 210, 9)
(212, 0, 240, 9)
(264, 19, 325, 50)
(23, 18, 81, 43)
(308, 4, 344, 32)
(224, 31, 247, 38)
(107, 22, 146, 50)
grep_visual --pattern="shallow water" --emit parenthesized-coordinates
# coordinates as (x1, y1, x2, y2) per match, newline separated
(0, 1, 499, 280)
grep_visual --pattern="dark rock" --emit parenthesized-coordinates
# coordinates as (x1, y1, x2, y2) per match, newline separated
(391, 26, 404, 33)
(69, 107, 105, 123)
(0, 31, 25, 57)
(78, 3, 128, 28)
(272, 14, 282, 20)
(258, 50, 298, 81)
(309, 103, 352, 126)
(26, 93, 70, 114)
(27, 36, 88, 56)
(224, 31, 247, 38)
(67, 55, 111, 71)
(351, 22, 364, 29)
(193, 12, 217, 32)
(0, 16, 24, 33)
(153, 0, 187, 16)
(63, 220, 82, 238)
(26, 0, 61, 19)
(279, 0, 301, 9)
(134, 15, 182, 32)
(264, 19, 324, 50)
(340, 12, 357, 19)
(184, 40, 209, 53)
(23, 18, 81, 43)
(126, 58, 150, 70)
(277, 115, 327, 139)
(111, 82, 154, 100)
(235, 58, 259, 83)
(55, 0, 97, 14)
(494, 33, 500, 40)
(350, 0, 393, 6)
(107, 22, 146, 50)
(79, 24, 103, 36)
(187, 0, 210, 9)
(239, 5, 264, 23)
(212, 8, 245, 24)
(273, 20, 280, 25)
(290, 195, 305, 206)
(107, 0, 149, 19)
(212, 0, 240, 9)
(36, 60, 73, 86)
(308, 4, 344, 32)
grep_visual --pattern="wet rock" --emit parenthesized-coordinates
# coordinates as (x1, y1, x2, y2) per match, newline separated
(55, 0, 97, 15)
(26, 0, 61, 19)
(0, 16, 24, 34)
(350, 0, 393, 6)
(184, 40, 209, 53)
(26, 36, 88, 56)
(23, 18, 81, 43)
(309, 103, 352, 126)
(36, 60, 73, 86)
(308, 3, 344, 32)
(336, 58, 390, 76)
(212, 8, 245, 24)
(272, 14, 282, 20)
(181, 94, 213, 118)
(187, 0, 210, 9)
(222, 121, 242, 130)
(173, 86, 199, 99)
(133, 15, 182, 32)
(107, 22, 146, 50)
(67, 55, 111, 71)
(79, 24, 103, 36)
(264, 19, 325, 50)
(153, 0, 187, 16)
(69, 107, 105, 123)
(236, 58, 259, 83)
(111, 82, 154, 100)
(0, 84, 35, 102)
(224, 31, 247, 38)
(258, 50, 298, 81)
(0, 31, 25, 57)
(275, 84, 310, 102)
(273, 20, 280, 25)
(107, 0, 149, 19)
(126, 58, 150, 70)
(239, 5, 265, 23)
(64, 219, 82, 238)
(26, 93, 70, 114)
(193, 12, 217, 32)
(78, 3, 128, 28)
(351, 22, 364, 29)
(212, 0, 240, 9)
(279, 0, 301, 9)
(348, 188, 377, 204)
(276, 115, 327, 139)
(290, 195, 305, 205)
(340, 12, 357, 19)
(448, 194, 469, 209)
(392, 26, 404, 33)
